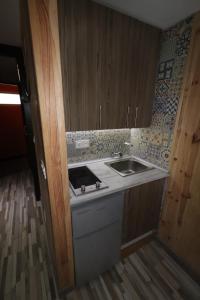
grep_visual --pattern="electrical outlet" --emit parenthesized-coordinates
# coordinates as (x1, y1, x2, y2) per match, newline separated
(75, 139, 90, 149)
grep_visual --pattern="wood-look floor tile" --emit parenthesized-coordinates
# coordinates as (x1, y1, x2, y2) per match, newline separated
(0, 170, 200, 300)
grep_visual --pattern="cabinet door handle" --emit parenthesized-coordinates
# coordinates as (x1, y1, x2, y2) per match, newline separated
(77, 208, 92, 215)
(135, 106, 138, 127)
(99, 104, 102, 129)
(96, 205, 106, 211)
(126, 105, 130, 128)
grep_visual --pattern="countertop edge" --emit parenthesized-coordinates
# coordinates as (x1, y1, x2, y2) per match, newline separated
(69, 156, 169, 208)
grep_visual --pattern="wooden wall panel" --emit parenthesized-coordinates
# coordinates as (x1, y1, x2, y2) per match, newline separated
(159, 13, 200, 279)
(58, 0, 160, 130)
(21, 0, 74, 290)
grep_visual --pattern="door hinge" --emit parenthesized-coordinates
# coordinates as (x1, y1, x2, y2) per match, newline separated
(40, 160, 47, 180)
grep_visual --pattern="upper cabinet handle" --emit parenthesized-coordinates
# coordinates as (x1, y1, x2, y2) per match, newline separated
(99, 104, 102, 129)
(135, 106, 138, 127)
(126, 105, 130, 128)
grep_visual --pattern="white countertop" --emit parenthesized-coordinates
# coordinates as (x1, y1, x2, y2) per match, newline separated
(68, 156, 169, 207)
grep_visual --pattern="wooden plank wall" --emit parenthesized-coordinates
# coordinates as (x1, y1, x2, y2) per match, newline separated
(159, 13, 200, 279)
(26, 0, 74, 289)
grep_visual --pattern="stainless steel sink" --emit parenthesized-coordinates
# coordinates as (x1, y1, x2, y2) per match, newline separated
(105, 158, 153, 177)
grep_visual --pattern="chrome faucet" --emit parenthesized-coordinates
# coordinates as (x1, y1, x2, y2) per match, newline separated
(124, 142, 132, 146)
(111, 142, 133, 159)
(112, 152, 123, 159)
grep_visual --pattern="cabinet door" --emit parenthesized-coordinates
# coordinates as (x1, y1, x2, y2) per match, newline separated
(99, 12, 160, 129)
(99, 11, 130, 129)
(128, 20, 160, 128)
(74, 222, 121, 286)
(59, 0, 102, 130)
(122, 179, 165, 244)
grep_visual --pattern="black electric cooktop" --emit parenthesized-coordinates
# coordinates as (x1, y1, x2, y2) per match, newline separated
(68, 166, 108, 196)
(68, 166, 101, 189)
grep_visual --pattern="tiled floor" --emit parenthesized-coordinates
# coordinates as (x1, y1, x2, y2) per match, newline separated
(0, 170, 200, 299)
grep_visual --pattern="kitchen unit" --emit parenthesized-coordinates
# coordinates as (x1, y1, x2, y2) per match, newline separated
(19, 0, 200, 295)
(69, 156, 168, 285)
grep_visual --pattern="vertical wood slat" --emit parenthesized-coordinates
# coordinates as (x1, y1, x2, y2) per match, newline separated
(27, 0, 74, 289)
(159, 12, 200, 279)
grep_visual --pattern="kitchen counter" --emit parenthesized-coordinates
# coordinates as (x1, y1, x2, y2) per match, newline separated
(68, 156, 168, 207)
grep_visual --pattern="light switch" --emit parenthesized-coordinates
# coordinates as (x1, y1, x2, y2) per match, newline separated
(75, 139, 90, 149)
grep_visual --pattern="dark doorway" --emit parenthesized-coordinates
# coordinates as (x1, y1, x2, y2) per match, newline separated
(0, 44, 40, 199)
(0, 83, 28, 175)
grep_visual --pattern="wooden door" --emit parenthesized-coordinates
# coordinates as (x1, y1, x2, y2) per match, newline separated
(122, 179, 165, 244)
(159, 13, 200, 278)
(21, 0, 57, 287)
(21, 0, 74, 289)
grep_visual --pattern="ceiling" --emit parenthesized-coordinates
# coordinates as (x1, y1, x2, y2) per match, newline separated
(1, 0, 200, 47)
(94, 0, 200, 29)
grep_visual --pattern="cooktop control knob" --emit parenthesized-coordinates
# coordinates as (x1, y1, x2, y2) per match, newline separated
(96, 181, 101, 189)
(81, 185, 86, 193)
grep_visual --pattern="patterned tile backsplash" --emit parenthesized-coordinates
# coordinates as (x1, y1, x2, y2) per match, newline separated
(130, 16, 193, 169)
(66, 16, 193, 168)
(66, 129, 131, 163)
